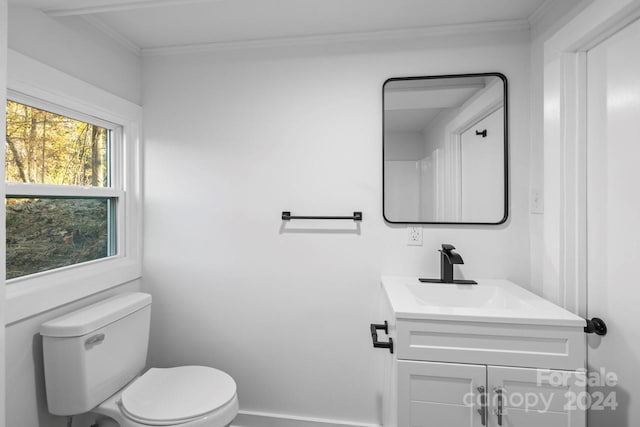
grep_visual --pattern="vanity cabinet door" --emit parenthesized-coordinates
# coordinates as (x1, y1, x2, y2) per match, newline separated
(487, 366, 585, 427)
(398, 360, 486, 427)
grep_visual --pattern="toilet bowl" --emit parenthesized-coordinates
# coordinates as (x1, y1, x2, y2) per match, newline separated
(93, 366, 239, 427)
(40, 293, 239, 427)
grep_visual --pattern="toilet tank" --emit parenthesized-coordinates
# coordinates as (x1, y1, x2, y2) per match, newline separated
(40, 292, 152, 416)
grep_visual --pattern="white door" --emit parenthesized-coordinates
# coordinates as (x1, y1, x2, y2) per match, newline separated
(586, 17, 640, 427)
(487, 366, 585, 427)
(460, 107, 504, 222)
(398, 360, 486, 427)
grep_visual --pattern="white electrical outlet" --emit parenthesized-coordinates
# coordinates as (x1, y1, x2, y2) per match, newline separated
(407, 226, 423, 246)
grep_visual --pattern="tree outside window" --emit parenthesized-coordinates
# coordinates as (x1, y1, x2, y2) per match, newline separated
(5, 100, 117, 280)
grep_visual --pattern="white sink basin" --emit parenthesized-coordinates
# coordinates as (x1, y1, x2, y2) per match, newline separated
(406, 282, 534, 310)
(382, 276, 585, 326)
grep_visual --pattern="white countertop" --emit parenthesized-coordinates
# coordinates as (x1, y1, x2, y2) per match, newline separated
(382, 276, 585, 327)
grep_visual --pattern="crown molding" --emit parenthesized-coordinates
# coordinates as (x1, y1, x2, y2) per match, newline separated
(528, 0, 594, 40)
(528, 0, 554, 29)
(140, 19, 531, 57)
(44, 0, 221, 17)
(82, 15, 141, 56)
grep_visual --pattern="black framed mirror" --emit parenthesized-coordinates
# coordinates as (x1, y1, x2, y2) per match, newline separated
(383, 73, 508, 224)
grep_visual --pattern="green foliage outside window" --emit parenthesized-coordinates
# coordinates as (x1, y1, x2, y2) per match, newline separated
(5, 100, 109, 186)
(5, 100, 115, 280)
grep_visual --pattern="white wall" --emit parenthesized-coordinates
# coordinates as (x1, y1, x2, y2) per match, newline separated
(7, 5, 141, 105)
(4, 6, 143, 427)
(5, 281, 141, 427)
(384, 160, 420, 221)
(384, 131, 425, 160)
(419, 156, 436, 221)
(423, 108, 456, 154)
(142, 34, 532, 425)
(383, 131, 423, 221)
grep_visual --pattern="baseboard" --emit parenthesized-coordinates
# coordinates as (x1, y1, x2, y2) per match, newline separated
(231, 410, 381, 427)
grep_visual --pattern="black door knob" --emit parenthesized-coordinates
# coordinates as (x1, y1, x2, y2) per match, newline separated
(584, 317, 607, 336)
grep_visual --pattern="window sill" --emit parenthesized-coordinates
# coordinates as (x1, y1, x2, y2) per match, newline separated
(5, 256, 141, 325)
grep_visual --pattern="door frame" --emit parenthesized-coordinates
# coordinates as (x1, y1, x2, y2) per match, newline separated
(542, 0, 640, 316)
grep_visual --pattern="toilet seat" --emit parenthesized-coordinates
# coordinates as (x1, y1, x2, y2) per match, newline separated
(120, 366, 237, 425)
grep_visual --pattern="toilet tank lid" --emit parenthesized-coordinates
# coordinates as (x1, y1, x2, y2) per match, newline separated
(40, 292, 152, 338)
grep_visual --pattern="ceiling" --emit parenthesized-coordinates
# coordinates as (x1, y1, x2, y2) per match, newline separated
(385, 80, 485, 133)
(12, 0, 549, 55)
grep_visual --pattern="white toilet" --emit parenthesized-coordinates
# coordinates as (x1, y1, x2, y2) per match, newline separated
(40, 292, 238, 427)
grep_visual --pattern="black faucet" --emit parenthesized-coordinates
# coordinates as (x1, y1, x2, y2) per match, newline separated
(419, 244, 477, 284)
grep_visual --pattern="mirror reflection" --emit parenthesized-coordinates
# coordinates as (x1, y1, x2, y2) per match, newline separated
(383, 73, 508, 224)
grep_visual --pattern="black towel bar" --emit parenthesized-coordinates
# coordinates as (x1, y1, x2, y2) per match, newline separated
(281, 211, 362, 221)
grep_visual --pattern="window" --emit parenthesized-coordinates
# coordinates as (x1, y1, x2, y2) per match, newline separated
(5, 50, 142, 324)
(6, 100, 118, 280)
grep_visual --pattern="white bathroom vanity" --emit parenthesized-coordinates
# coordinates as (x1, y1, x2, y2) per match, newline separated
(376, 276, 587, 427)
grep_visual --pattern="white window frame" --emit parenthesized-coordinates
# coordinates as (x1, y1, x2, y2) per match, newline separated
(5, 50, 142, 324)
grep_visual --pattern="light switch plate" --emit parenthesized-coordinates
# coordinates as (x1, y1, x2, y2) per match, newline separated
(531, 188, 544, 214)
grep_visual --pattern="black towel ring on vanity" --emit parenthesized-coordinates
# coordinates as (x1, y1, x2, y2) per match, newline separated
(584, 317, 607, 336)
(370, 321, 393, 354)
